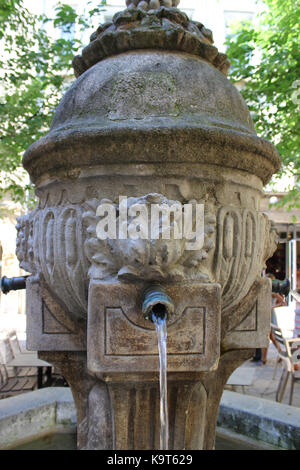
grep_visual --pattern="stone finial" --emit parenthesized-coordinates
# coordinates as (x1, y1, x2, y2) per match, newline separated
(126, 0, 180, 9)
(73, 6, 230, 78)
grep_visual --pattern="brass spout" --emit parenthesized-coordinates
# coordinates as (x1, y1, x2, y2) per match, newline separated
(142, 286, 174, 322)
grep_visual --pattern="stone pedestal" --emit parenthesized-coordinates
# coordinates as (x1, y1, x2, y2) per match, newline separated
(35, 276, 270, 450)
(39, 348, 253, 450)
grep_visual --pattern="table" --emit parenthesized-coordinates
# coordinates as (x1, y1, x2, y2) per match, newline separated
(226, 367, 256, 394)
(6, 352, 52, 389)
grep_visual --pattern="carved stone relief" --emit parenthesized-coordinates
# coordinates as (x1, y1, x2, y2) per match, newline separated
(214, 206, 278, 312)
(83, 194, 216, 283)
(17, 205, 89, 319)
(16, 193, 277, 330)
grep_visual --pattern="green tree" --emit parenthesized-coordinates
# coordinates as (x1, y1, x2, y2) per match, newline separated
(225, 0, 300, 210)
(0, 0, 105, 206)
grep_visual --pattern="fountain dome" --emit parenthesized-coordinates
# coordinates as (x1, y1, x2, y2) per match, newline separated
(23, 6, 281, 186)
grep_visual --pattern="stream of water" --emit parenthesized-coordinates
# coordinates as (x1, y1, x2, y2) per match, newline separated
(152, 314, 169, 450)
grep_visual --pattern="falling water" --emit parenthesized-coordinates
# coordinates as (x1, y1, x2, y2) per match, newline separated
(152, 314, 169, 450)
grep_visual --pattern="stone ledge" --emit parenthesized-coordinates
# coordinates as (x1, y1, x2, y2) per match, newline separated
(218, 390, 300, 450)
(0, 388, 76, 449)
(0, 388, 299, 449)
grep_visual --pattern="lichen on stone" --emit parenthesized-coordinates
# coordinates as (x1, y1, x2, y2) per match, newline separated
(126, 0, 181, 9)
(72, 5, 230, 78)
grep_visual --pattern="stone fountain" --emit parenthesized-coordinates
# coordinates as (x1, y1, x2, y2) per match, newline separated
(16, 0, 281, 450)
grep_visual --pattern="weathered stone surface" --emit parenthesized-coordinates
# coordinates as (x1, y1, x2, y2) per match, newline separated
(2, 386, 299, 450)
(25, 276, 86, 351)
(39, 348, 252, 449)
(72, 5, 228, 79)
(0, 387, 76, 450)
(23, 51, 281, 187)
(18, 1, 281, 451)
(83, 194, 216, 284)
(17, 191, 276, 327)
(87, 281, 221, 374)
(222, 277, 272, 350)
(218, 390, 300, 450)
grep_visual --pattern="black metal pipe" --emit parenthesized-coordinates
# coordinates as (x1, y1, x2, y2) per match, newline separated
(1, 276, 28, 294)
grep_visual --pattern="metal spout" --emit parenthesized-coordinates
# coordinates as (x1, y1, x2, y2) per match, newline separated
(1, 275, 28, 294)
(142, 286, 174, 322)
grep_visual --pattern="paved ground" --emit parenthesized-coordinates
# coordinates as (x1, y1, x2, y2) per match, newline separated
(225, 342, 300, 408)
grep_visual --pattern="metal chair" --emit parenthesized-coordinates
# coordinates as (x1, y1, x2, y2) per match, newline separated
(271, 323, 300, 405)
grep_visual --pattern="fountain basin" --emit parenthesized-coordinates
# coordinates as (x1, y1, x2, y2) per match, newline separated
(0, 388, 299, 450)
(217, 390, 300, 450)
(0, 388, 76, 450)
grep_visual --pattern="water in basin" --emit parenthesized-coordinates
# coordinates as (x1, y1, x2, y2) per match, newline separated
(12, 431, 279, 450)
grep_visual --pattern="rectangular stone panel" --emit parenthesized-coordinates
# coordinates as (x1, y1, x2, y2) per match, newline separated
(104, 306, 205, 356)
(26, 277, 86, 351)
(222, 277, 272, 350)
(87, 281, 221, 373)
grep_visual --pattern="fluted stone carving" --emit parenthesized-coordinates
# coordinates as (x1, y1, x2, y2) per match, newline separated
(17, 206, 88, 319)
(214, 207, 278, 311)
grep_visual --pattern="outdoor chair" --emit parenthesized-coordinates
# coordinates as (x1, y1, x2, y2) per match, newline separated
(3, 338, 18, 377)
(7, 329, 31, 355)
(7, 329, 26, 355)
(7, 329, 22, 355)
(271, 323, 300, 405)
(0, 351, 37, 399)
(3, 337, 37, 378)
(0, 360, 7, 388)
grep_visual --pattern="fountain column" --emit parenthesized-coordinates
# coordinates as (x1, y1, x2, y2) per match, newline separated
(17, 0, 281, 450)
